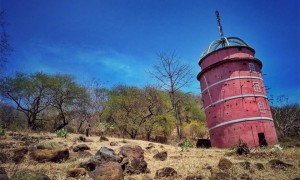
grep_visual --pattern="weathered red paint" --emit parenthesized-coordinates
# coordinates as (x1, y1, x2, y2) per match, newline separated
(197, 46, 278, 148)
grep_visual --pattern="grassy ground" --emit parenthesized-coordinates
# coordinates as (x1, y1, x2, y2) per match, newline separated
(1, 132, 299, 180)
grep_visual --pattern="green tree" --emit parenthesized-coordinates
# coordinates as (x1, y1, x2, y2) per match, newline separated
(104, 85, 172, 139)
(49, 74, 89, 131)
(0, 72, 52, 129)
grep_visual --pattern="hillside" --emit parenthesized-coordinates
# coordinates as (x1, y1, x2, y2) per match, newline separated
(0, 132, 299, 180)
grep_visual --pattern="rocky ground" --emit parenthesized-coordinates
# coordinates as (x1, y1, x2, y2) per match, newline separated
(0, 132, 299, 180)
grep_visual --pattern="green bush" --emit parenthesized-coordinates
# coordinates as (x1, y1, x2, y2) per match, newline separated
(181, 139, 193, 151)
(56, 128, 68, 138)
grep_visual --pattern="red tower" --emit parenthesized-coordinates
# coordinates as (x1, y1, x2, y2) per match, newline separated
(197, 12, 278, 148)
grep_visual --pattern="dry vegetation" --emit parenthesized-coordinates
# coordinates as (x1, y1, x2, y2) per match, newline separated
(1, 132, 299, 180)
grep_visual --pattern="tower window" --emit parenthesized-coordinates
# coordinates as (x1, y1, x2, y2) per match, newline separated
(249, 63, 256, 72)
(258, 102, 266, 113)
(253, 82, 261, 92)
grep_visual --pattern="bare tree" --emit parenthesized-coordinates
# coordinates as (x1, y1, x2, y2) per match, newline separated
(150, 51, 194, 139)
(271, 95, 300, 140)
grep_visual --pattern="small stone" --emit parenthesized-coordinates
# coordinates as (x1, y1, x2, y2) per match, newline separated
(110, 142, 119, 146)
(153, 151, 167, 161)
(218, 158, 233, 170)
(67, 168, 87, 178)
(73, 144, 90, 152)
(155, 167, 177, 179)
(125, 158, 149, 175)
(120, 145, 144, 160)
(90, 161, 124, 180)
(269, 159, 293, 169)
(239, 161, 251, 170)
(255, 163, 264, 170)
(100, 136, 109, 142)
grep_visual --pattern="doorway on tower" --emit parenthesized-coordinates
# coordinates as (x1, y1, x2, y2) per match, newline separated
(258, 133, 268, 147)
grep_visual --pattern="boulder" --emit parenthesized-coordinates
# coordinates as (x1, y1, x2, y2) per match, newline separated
(269, 159, 293, 169)
(30, 148, 69, 163)
(81, 147, 121, 171)
(153, 151, 167, 161)
(95, 147, 122, 162)
(13, 147, 28, 163)
(124, 158, 149, 175)
(218, 158, 233, 170)
(90, 161, 124, 180)
(73, 144, 90, 152)
(196, 139, 211, 148)
(155, 167, 177, 179)
(120, 145, 144, 160)
(67, 168, 87, 178)
(255, 163, 264, 170)
(36, 140, 66, 150)
(100, 136, 109, 142)
(12, 169, 50, 180)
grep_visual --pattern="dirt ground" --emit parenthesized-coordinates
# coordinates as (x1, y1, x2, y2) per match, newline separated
(1, 132, 299, 180)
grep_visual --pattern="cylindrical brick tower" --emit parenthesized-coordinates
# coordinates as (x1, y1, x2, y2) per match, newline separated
(197, 20, 278, 148)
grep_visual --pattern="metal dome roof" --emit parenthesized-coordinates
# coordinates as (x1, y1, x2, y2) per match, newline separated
(200, 36, 251, 58)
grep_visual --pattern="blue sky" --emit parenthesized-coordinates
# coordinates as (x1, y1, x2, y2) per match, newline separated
(1, 0, 299, 104)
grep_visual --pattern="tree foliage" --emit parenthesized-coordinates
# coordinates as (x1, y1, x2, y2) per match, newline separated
(104, 85, 172, 139)
(0, 72, 88, 130)
(0, 72, 53, 129)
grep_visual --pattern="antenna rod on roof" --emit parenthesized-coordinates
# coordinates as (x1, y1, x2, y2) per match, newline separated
(215, 10, 224, 38)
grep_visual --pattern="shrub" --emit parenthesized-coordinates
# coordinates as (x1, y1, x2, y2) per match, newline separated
(56, 128, 68, 138)
(181, 139, 193, 151)
(182, 120, 207, 138)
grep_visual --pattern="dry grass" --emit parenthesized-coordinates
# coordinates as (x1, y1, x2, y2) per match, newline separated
(1, 132, 299, 180)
